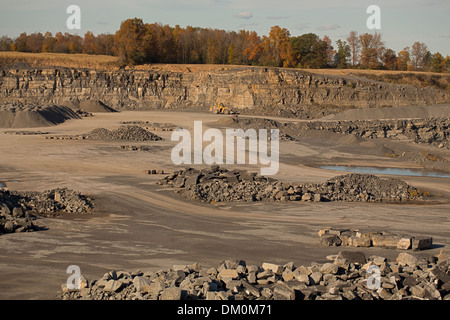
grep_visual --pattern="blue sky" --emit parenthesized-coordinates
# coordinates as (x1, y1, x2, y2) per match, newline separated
(1, 0, 449, 55)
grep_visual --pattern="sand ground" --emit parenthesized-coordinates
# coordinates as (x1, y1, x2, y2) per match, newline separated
(0, 111, 449, 299)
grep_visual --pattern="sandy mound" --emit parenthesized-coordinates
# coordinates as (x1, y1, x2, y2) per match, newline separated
(322, 104, 450, 121)
(79, 100, 117, 113)
(0, 104, 81, 128)
(60, 99, 117, 113)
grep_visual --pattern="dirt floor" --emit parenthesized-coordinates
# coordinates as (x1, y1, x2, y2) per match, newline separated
(0, 110, 449, 299)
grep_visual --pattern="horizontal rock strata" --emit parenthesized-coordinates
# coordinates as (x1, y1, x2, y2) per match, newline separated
(1, 67, 449, 118)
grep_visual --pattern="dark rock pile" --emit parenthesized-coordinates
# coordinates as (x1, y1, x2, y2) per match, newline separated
(83, 125, 163, 141)
(0, 187, 94, 235)
(158, 166, 425, 203)
(60, 250, 450, 300)
(0, 205, 37, 234)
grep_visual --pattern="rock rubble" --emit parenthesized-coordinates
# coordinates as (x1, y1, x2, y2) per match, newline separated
(158, 166, 426, 203)
(0, 187, 94, 235)
(44, 125, 163, 141)
(318, 227, 433, 251)
(60, 250, 450, 300)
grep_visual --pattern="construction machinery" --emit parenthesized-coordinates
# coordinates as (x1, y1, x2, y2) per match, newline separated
(209, 102, 236, 115)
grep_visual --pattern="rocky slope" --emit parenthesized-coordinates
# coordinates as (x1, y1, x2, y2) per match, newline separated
(1, 66, 449, 118)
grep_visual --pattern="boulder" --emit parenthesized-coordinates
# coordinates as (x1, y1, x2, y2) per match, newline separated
(160, 287, 182, 300)
(319, 234, 342, 247)
(411, 236, 433, 251)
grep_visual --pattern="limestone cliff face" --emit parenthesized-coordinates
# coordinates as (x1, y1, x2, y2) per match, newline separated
(1, 66, 449, 118)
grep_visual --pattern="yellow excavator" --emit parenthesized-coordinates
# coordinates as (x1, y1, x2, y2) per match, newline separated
(209, 102, 236, 115)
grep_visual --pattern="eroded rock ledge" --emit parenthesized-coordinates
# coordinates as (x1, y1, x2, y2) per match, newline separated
(1, 67, 449, 118)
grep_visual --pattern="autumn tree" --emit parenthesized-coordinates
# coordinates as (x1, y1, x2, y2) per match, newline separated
(113, 18, 149, 64)
(430, 52, 446, 73)
(346, 31, 360, 67)
(322, 35, 334, 67)
(242, 30, 262, 65)
(397, 47, 410, 71)
(445, 55, 450, 72)
(260, 26, 292, 67)
(82, 31, 97, 54)
(95, 33, 114, 55)
(14, 33, 30, 52)
(42, 32, 56, 52)
(410, 42, 429, 70)
(0, 36, 12, 51)
(381, 48, 397, 70)
(358, 32, 384, 69)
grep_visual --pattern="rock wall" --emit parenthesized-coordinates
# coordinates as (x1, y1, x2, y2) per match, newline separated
(1, 66, 449, 118)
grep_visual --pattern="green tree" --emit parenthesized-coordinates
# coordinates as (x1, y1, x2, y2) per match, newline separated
(335, 39, 351, 68)
(290, 33, 328, 68)
(430, 52, 446, 73)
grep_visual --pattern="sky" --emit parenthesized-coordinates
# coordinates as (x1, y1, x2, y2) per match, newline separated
(0, 0, 449, 56)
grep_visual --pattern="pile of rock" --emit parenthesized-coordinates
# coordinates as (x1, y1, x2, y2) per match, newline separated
(0, 187, 94, 216)
(60, 250, 450, 300)
(217, 116, 449, 147)
(318, 227, 433, 251)
(0, 205, 38, 235)
(82, 125, 163, 141)
(118, 145, 152, 151)
(4, 130, 49, 135)
(120, 121, 177, 131)
(44, 126, 164, 142)
(293, 118, 449, 148)
(158, 166, 425, 203)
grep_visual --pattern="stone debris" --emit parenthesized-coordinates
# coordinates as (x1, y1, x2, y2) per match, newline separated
(142, 169, 166, 175)
(158, 166, 426, 203)
(0, 187, 94, 235)
(44, 125, 163, 141)
(218, 116, 449, 148)
(0, 205, 38, 234)
(59, 250, 450, 300)
(318, 227, 433, 251)
(118, 145, 152, 151)
(120, 121, 178, 131)
(3, 130, 49, 135)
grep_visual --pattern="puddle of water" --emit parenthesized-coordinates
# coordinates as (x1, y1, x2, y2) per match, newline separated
(319, 165, 450, 178)
(0, 182, 5, 188)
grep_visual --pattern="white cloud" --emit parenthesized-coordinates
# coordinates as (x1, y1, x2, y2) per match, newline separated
(236, 12, 253, 19)
(316, 24, 340, 31)
(296, 23, 310, 31)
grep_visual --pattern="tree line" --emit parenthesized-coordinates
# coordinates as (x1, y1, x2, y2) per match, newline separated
(1, 18, 449, 72)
